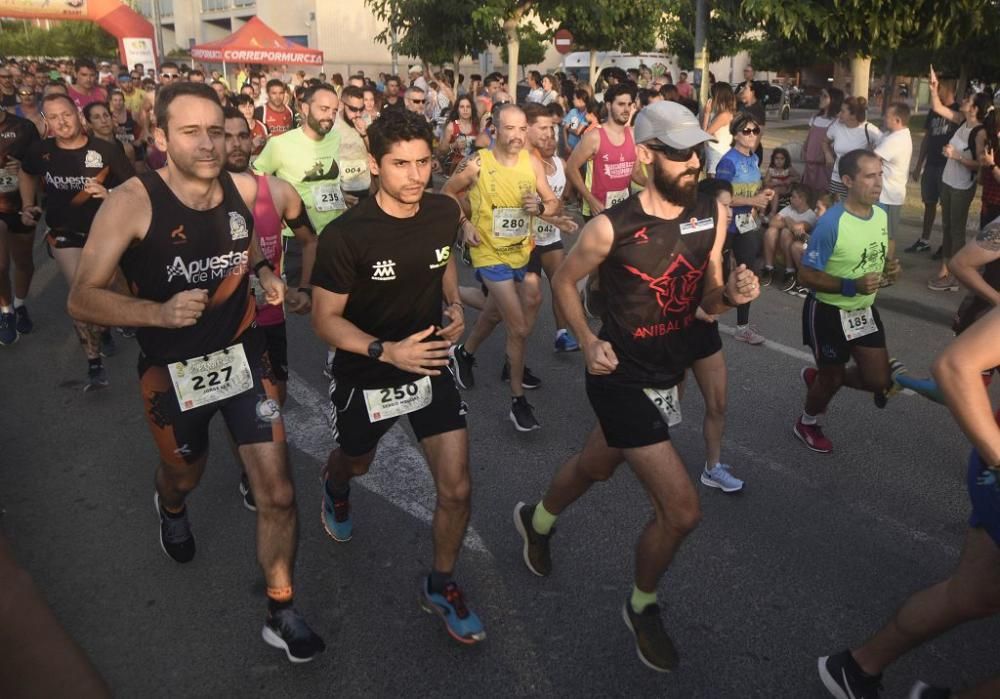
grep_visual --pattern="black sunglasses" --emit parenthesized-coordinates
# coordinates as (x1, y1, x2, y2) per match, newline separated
(740, 127, 762, 135)
(410, 98, 425, 104)
(645, 141, 705, 162)
(345, 104, 364, 113)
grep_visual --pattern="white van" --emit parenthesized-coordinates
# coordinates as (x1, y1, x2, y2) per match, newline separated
(560, 51, 677, 85)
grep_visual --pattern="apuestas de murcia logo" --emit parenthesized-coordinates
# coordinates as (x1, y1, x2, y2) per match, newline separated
(84, 150, 103, 168)
(371, 259, 397, 281)
(166, 251, 248, 283)
(428, 246, 451, 269)
(229, 211, 248, 240)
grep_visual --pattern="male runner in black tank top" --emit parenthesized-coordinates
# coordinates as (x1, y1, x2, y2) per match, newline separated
(512, 101, 761, 673)
(67, 82, 325, 664)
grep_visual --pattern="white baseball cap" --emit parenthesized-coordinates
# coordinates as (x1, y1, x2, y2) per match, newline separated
(633, 101, 716, 148)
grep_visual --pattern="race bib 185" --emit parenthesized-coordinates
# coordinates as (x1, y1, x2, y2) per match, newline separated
(840, 307, 877, 341)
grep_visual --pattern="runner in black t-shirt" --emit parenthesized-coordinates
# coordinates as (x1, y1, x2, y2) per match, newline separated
(19, 93, 135, 389)
(512, 102, 760, 672)
(0, 108, 40, 345)
(310, 109, 485, 645)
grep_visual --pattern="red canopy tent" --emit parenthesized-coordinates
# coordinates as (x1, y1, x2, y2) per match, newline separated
(191, 17, 323, 68)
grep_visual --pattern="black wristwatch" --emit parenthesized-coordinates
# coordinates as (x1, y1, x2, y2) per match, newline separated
(253, 259, 274, 275)
(367, 340, 384, 360)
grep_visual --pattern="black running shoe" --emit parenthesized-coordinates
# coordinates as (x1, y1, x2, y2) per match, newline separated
(904, 239, 930, 253)
(818, 650, 883, 699)
(239, 473, 257, 512)
(449, 344, 476, 389)
(262, 606, 326, 663)
(100, 330, 117, 358)
(622, 601, 678, 673)
(510, 396, 541, 432)
(513, 502, 552, 576)
(780, 271, 797, 293)
(501, 360, 542, 389)
(115, 326, 136, 339)
(14, 305, 32, 334)
(931, 245, 943, 260)
(84, 365, 109, 392)
(760, 266, 774, 287)
(907, 681, 952, 699)
(154, 492, 196, 563)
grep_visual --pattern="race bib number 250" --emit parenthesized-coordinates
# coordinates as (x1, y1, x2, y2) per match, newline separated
(363, 376, 433, 422)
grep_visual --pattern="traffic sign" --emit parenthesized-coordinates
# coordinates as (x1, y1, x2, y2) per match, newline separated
(554, 29, 574, 55)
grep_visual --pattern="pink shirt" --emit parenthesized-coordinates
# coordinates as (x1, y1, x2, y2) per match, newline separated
(68, 85, 107, 111)
(253, 174, 286, 327)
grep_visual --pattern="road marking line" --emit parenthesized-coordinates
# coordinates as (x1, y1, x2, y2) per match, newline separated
(285, 370, 489, 554)
(718, 322, 814, 363)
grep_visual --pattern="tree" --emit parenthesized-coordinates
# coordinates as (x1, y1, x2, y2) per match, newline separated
(748, 26, 830, 76)
(661, 0, 744, 70)
(499, 25, 547, 75)
(0, 20, 117, 59)
(741, 0, 994, 97)
(470, 0, 540, 91)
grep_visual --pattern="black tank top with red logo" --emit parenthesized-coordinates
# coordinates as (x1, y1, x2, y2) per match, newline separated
(598, 192, 717, 387)
(121, 170, 257, 364)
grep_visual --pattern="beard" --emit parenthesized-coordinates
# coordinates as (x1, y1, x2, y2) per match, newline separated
(650, 156, 700, 209)
(224, 150, 250, 173)
(307, 111, 334, 135)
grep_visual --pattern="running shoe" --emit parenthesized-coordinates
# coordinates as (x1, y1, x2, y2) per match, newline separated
(904, 239, 930, 253)
(510, 396, 541, 432)
(99, 330, 117, 358)
(794, 418, 832, 453)
(0, 311, 16, 345)
(321, 484, 352, 542)
(760, 266, 774, 287)
(323, 350, 334, 380)
(554, 330, 580, 353)
(419, 577, 486, 644)
(154, 492, 196, 563)
(927, 275, 959, 292)
(501, 360, 542, 389)
(907, 681, 951, 699)
(84, 365, 109, 392)
(239, 473, 256, 513)
(448, 344, 476, 389)
(792, 283, 810, 298)
(818, 650, 883, 699)
(780, 271, 797, 293)
(801, 366, 818, 389)
(115, 326, 136, 339)
(700, 464, 744, 493)
(733, 325, 765, 345)
(513, 502, 553, 576)
(622, 600, 678, 673)
(13, 305, 32, 334)
(261, 606, 326, 663)
(931, 245, 943, 260)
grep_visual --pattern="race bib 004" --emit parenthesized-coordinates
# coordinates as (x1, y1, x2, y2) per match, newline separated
(363, 376, 433, 422)
(643, 386, 682, 427)
(840, 307, 877, 341)
(312, 182, 346, 212)
(605, 188, 629, 208)
(493, 207, 529, 237)
(168, 343, 254, 412)
(340, 159, 368, 185)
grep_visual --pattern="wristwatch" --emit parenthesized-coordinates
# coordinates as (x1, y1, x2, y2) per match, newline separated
(253, 259, 274, 275)
(367, 340, 384, 360)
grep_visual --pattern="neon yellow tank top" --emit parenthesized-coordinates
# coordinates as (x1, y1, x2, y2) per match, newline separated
(469, 149, 536, 269)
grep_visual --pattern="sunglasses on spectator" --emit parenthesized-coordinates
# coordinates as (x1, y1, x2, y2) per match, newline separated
(18, 90, 32, 97)
(410, 98, 425, 104)
(345, 104, 364, 113)
(740, 127, 762, 135)
(644, 142, 705, 162)
(161, 73, 178, 79)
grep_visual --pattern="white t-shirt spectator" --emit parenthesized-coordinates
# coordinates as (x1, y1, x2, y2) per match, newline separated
(778, 205, 818, 228)
(874, 128, 913, 205)
(526, 88, 544, 103)
(941, 123, 977, 191)
(827, 120, 882, 184)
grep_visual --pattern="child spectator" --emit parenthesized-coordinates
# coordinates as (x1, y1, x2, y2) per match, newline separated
(761, 183, 818, 291)
(763, 147, 800, 218)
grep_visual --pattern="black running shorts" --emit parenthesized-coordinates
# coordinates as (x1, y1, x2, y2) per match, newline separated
(585, 372, 673, 450)
(46, 229, 87, 249)
(688, 320, 723, 362)
(261, 322, 288, 382)
(137, 329, 284, 468)
(329, 371, 466, 457)
(0, 211, 34, 235)
(526, 239, 565, 275)
(802, 295, 886, 366)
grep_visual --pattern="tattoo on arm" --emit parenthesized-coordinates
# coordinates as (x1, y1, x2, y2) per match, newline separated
(453, 152, 480, 177)
(976, 226, 1000, 252)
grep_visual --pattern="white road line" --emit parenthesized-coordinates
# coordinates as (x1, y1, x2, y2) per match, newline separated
(718, 321, 815, 363)
(285, 369, 489, 554)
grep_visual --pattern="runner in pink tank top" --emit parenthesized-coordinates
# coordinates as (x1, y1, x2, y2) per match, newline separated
(253, 174, 286, 328)
(589, 126, 636, 213)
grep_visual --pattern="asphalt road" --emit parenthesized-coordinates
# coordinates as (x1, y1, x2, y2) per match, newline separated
(2, 225, 998, 698)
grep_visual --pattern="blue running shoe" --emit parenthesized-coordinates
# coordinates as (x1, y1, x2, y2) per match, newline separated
(321, 485, 352, 542)
(554, 330, 580, 353)
(419, 577, 486, 645)
(0, 311, 16, 345)
(14, 305, 32, 335)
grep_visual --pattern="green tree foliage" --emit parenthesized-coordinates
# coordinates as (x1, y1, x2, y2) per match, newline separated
(661, 0, 744, 67)
(0, 20, 117, 59)
(367, 0, 496, 69)
(499, 25, 547, 69)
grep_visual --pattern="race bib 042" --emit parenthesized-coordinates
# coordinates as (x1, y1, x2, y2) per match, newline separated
(533, 219, 560, 246)
(168, 344, 254, 412)
(643, 386, 682, 427)
(363, 376, 433, 422)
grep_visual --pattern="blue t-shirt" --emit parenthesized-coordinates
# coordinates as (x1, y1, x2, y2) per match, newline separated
(715, 148, 762, 235)
(563, 108, 586, 151)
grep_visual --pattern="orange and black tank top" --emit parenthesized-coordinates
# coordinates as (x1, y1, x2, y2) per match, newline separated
(121, 170, 256, 364)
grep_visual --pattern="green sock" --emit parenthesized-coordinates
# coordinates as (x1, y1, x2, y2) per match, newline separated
(531, 502, 557, 535)
(630, 585, 657, 614)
